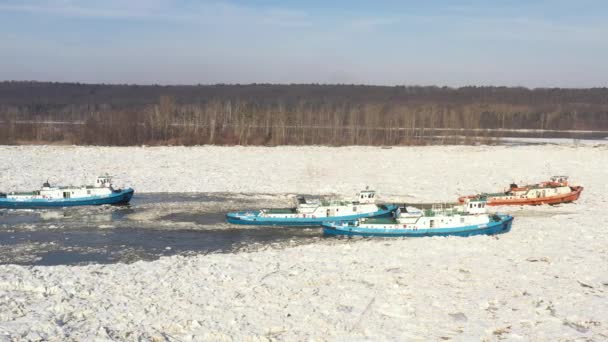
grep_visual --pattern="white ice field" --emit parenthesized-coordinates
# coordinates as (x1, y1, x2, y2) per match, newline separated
(1, 143, 607, 340)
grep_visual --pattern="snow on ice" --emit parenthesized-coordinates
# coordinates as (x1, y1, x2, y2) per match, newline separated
(1, 144, 607, 340)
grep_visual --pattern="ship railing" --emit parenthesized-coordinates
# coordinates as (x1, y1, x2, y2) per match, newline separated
(430, 203, 460, 216)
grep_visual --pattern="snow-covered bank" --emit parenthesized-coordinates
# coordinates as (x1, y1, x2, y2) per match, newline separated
(1, 144, 608, 340)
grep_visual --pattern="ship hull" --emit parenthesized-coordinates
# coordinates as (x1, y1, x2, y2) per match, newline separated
(0, 188, 134, 209)
(323, 214, 513, 237)
(226, 204, 398, 227)
(458, 186, 583, 206)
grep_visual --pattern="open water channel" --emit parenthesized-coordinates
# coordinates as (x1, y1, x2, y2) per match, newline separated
(0, 193, 331, 266)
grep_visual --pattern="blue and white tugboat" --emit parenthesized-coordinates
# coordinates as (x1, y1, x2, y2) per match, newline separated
(322, 199, 513, 237)
(0, 175, 134, 209)
(226, 189, 398, 226)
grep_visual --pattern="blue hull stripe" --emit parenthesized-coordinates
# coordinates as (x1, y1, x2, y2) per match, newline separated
(322, 215, 513, 237)
(226, 205, 398, 226)
(0, 188, 134, 208)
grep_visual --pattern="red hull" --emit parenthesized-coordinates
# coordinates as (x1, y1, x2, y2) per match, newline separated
(458, 186, 583, 206)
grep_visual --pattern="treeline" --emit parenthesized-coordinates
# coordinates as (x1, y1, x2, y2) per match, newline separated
(0, 82, 607, 146)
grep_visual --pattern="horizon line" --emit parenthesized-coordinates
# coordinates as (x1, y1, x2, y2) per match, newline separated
(2, 80, 607, 91)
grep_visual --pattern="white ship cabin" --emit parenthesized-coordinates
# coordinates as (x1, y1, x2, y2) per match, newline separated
(397, 200, 487, 219)
(260, 189, 382, 219)
(95, 175, 115, 188)
(503, 177, 572, 199)
(5, 175, 117, 200)
(463, 199, 487, 214)
(367, 200, 491, 230)
(549, 176, 569, 186)
(356, 189, 377, 204)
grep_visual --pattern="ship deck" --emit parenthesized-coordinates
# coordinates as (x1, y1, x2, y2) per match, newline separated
(265, 208, 296, 214)
(362, 217, 398, 224)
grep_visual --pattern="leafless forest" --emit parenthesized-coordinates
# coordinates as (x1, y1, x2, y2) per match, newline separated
(1, 82, 607, 145)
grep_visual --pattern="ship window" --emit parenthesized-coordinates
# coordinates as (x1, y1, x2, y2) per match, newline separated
(87, 190, 91, 195)
(353, 206, 357, 212)
(460, 218, 465, 223)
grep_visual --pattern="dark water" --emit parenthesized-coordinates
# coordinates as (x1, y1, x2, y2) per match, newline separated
(0, 193, 325, 266)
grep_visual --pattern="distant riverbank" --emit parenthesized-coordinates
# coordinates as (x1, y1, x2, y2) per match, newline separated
(3, 83, 608, 145)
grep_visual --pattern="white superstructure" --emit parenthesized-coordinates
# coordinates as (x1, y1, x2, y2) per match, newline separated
(3, 175, 120, 201)
(358, 199, 492, 230)
(259, 189, 382, 219)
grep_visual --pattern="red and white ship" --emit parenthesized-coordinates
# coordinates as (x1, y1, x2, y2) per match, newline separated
(458, 176, 583, 206)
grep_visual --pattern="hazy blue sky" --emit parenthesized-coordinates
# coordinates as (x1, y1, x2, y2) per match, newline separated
(1, 0, 606, 87)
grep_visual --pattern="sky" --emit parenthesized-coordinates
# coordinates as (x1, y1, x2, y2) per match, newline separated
(0, 0, 606, 87)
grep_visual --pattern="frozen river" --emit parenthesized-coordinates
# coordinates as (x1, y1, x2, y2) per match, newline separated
(1, 144, 607, 340)
(0, 193, 326, 265)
